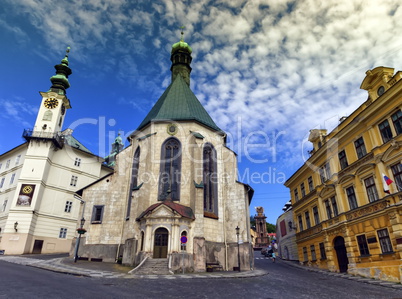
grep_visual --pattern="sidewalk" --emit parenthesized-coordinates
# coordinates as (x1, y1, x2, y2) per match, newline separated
(0, 254, 267, 279)
(277, 258, 402, 290)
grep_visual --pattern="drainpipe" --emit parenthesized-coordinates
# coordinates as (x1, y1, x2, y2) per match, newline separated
(223, 188, 228, 270)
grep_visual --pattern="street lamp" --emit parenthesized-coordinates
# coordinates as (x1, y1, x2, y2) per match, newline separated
(74, 217, 86, 263)
(236, 226, 240, 272)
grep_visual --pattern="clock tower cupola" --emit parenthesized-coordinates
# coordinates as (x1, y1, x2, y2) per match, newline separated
(23, 48, 73, 147)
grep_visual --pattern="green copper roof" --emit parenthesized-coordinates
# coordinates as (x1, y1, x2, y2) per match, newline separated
(137, 74, 221, 132)
(64, 134, 92, 154)
(171, 40, 192, 54)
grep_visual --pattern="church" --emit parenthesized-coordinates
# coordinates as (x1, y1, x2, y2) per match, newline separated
(75, 35, 255, 273)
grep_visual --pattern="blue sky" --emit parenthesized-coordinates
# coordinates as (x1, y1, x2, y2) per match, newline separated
(1, 0, 402, 224)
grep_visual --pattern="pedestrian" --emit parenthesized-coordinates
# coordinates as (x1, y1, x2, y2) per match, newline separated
(271, 251, 276, 262)
(271, 241, 277, 262)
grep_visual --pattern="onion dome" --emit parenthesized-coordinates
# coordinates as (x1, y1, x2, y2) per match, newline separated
(49, 47, 72, 95)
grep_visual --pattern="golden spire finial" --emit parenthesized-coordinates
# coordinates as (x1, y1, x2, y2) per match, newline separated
(180, 25, 185, 41)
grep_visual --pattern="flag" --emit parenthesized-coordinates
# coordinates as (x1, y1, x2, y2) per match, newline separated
(382, 173, 393, 194)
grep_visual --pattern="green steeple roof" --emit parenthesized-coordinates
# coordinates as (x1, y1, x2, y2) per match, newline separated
(49, 47, 72, 95)
(137, 74, 221, 132)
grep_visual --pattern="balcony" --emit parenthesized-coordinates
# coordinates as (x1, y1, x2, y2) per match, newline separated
(22, 129, 64, 149)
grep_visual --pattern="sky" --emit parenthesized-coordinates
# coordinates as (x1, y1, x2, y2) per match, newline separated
(1, 0, 402, 225)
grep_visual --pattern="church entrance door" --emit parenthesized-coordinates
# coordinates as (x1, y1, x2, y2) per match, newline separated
(334, 236, 348, 273)
(153, 228, 168, 258)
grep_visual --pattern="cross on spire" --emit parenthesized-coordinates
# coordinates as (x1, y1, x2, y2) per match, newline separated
(180, 25, 185, 41)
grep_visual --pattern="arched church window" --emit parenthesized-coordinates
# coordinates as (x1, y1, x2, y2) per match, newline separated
(126, 147, 140, 219)
(42, 110, 53, 121)
(203, 143, 218, 217)
(158, 138, 181, 201)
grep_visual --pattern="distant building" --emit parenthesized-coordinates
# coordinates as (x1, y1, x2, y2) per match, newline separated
(74, 36, 254, 273)
(285, 67, 402, 282)
(0, 50, 112, 255)
(253, 206, 270, 249)
(276, 201, 298, 261)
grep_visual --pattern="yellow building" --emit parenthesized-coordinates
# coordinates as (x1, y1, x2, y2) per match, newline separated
(285, 66, 402, 283)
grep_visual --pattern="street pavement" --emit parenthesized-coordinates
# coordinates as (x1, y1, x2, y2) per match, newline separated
(0, 253, 401, 291)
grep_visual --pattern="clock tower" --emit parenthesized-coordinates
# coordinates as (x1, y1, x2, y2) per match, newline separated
(32, 47, 72, 137)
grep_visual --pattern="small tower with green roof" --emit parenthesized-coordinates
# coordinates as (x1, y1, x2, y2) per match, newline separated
(170, 27, 193, 86)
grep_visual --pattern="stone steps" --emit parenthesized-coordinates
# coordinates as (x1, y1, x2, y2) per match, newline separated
(134, 258, 170, 275)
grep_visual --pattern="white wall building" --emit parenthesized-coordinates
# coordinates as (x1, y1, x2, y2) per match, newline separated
(0, 49, 113, 255)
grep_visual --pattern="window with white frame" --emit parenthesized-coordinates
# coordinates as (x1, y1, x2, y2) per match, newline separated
(298, 215, 303, 231)
(319, 162, 331, 183)
(70, 175, 78, 187)
(5, 160, 10, 169)
(9, 173, 15, 185)
(294, 189, 299, 201)
(391, 109, 402, 135)
(356, 234, 370, 256)
(313, 206, 320, 225)
(0, 163, 2, 170)
(305, 211, 311, 229)
(303, 247, 308, 261)
(354, 137, 367, 159)
(15, 155, 21, 166)
(391, 163, 402, 192)
(74, 158, 81, 167)
(346, 186, 358, 210)
(64, 201, 73, 213)
(308, 176, 314, 192)
(338, 150, 348, 169)
(331, 196, 339, 217)
(59, 228, 67, 238)
(0, 178, 4, 188)
(377, 229, 393, 254)
(310, 245, 316, 261)
(379, 119, 393, 143)
(364, 176, 379, 202)
(324, 199, 332, 219)
(300, 183, 305, 197)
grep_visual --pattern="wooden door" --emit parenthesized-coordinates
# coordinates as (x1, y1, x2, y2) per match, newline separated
(153, 228, 168, 258)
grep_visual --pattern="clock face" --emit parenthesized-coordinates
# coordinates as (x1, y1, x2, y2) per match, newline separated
(44, 98, 59, 109)
(61, 104, 66, 115)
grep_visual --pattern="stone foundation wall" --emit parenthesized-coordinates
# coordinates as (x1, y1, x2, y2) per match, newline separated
(122, 238, 137, 266)
(70, 237, 122, 263)
(170, 252, 194, 273)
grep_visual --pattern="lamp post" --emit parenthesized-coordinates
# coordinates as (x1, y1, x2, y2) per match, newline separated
(74, 217, 86, 263)
(235, 226, 240, 272)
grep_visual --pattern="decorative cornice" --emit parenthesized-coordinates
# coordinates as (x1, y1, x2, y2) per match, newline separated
(345, 199, 387, 221)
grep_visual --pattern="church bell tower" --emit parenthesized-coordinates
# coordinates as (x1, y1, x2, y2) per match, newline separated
(26, 47, 72, 145)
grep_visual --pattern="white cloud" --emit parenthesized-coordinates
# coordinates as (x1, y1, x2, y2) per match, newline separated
(3, 0, 402, 172)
